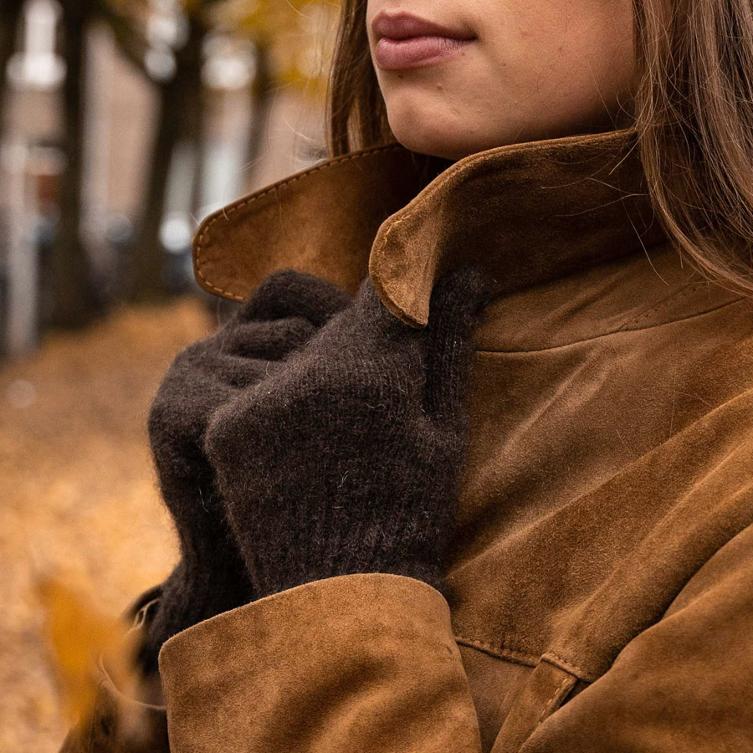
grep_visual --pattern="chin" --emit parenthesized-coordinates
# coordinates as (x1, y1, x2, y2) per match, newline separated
(383, 98, 481, 160)
(387, 121, 480, 160)
(384, 97, 537, 160)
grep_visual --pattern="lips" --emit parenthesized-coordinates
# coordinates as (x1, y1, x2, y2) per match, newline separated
(371, 10, 477, 70)
(372, 11, 475, 42)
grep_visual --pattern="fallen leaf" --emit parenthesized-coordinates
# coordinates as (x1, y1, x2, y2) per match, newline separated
(35, 573, 143, 734)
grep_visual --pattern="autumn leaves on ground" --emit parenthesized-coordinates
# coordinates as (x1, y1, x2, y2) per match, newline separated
(0, 299, 213, 751)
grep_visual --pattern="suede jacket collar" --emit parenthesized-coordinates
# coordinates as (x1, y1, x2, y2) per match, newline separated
(192, 126, 667, 327)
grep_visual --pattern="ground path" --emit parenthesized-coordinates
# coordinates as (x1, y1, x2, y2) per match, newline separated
(1, 298, 214, 751)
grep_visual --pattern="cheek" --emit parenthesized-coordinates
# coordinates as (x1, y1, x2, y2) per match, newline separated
(482, 1, 637, 134)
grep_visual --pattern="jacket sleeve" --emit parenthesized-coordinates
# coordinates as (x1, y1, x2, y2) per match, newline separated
(518, 522, 753, 752)
(158, 572, 484, 753)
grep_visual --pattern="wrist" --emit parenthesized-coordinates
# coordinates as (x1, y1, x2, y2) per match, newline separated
(137, 547, 253, 674)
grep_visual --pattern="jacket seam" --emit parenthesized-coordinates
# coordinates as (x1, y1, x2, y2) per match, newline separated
(618, 279, 704, 329)
(540, 651, 599, 682)
(474, 294, 745, 355)
(536, 672, 574, 726)
(454, 634, 540, 668)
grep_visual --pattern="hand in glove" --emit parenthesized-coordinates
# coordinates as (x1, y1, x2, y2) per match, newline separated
(139, 270, 351, 673)
(204, 266, 492, 600)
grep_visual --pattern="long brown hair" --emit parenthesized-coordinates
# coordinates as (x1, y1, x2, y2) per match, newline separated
(324, 0, 753, 297)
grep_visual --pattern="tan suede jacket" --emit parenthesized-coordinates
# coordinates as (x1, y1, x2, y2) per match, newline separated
(62, 126, 753, 753)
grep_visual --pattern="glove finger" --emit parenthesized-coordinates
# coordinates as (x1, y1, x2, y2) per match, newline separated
(422, 264, 493, 424)
(178, 350, 275, 393)
(237, 269, 352, 327)
(207, 351, 279, 389)
(217, 316, 317, 360)
(148, 369, 235, 454)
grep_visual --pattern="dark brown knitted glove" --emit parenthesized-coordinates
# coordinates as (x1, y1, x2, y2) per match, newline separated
(203, 265, 492, 600)
(139, 269, 351, 673)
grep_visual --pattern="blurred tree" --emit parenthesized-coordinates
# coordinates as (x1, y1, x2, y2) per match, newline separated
(52, 0, 105, 328)
(0, 0, 25, 134)
(111, 0, 337, 302)
(131, 8, 207, 302)
(2, 0, 339, 335)
(220, 0, 338, 167)
(100, 0, 338, 303)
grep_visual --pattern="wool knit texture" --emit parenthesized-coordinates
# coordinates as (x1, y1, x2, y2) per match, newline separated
(139, 270, 352, 673)
(204, 265, 492, 601)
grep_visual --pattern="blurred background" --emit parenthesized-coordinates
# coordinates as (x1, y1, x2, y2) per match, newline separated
(0, 0, 340, 748)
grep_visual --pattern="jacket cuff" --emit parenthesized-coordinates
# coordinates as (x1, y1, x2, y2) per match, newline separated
(158, 572, 483, 753)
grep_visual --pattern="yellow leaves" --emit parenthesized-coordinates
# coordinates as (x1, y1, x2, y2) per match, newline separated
(103, 0, 341, 93)
(277, 63, 328, 100)
(215, 0, 301, 41)
(214, 0, 341, 91)
(35, 573, 144, 732)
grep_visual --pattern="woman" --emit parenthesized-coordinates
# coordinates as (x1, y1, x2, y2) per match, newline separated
(61, 1, 753, 751)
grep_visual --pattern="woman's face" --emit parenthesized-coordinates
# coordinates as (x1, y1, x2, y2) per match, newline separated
(365, 0, 638, 159)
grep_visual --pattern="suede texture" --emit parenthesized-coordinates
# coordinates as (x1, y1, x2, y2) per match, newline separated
(61, 126, 753, 752)
(160, 574, 484, 753)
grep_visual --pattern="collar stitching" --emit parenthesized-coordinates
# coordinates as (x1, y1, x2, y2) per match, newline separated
(472, 295, 745, 355)
(194, 143, 408, 300)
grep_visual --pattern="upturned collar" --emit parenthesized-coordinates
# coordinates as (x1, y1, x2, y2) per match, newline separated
(192, 126, 666, 328)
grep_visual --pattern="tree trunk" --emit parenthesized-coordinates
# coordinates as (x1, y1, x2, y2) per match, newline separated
(52, 0, 103, 328)
(189, 82, 208, 218)
(128, 16, 205, 302)
(246, 41, 274, 177)
(0, 0, 24, 135)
